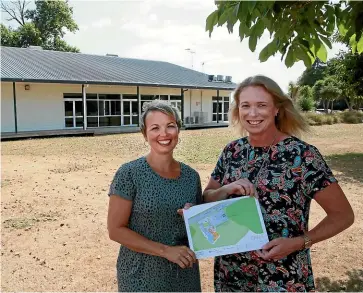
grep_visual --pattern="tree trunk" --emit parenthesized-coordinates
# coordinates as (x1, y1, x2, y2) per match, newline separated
(331, 100, 334, 113)
(345, 98, 353, 111)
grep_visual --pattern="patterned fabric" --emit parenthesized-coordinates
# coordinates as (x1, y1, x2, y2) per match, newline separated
(109, 157, 202, 292)
(211, 136, 336, 292)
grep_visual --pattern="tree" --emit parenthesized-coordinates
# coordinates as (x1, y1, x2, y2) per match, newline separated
(326, 52, 363, 110)
(206, 1, 363, 68)
(298, 58, 326, 87)
(297, 85, 314, 111)
(312, 77, 342, 112)
(1, 0, 79, 52)
(287, 81, 299, 102)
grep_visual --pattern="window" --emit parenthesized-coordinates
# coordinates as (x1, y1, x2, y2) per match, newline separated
(99, 94, 120, 100)
(170, 101, 182, 112)
(104, 100, 121, 116)
(123, 100, 138, 125)
(63, 92, 182, 128)
(87, 101, 98, 116)
(63, 100, 83, 128)
(212, 96, 229, 122)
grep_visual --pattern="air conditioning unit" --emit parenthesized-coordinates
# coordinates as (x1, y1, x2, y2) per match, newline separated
(208, 75, 214, 82)
(193, 111, 208, 124)
(217, 75, 224, 81)
(185, 116, 195, 124)
(225, 76, 232, 83)
(29, 46, 43, 50)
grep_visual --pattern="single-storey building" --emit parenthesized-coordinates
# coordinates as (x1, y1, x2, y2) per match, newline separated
(1, 46, 236, 136)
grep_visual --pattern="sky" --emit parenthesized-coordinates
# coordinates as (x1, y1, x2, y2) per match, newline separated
(1, 0, 347, 91)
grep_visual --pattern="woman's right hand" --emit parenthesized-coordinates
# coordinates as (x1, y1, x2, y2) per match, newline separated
(162, 245, 197, 269)
(223, 178, 258, 198)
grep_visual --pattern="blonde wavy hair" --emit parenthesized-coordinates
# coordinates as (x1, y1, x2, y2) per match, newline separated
(230, 75, 309, 136)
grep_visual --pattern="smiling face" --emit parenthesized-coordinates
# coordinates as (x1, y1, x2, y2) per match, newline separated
(238, 86, 279, 135)
(144, 110, 179, 155)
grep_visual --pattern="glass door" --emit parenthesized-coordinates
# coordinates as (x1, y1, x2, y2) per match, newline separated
(212, 100, 223, 122)
(212, 97, 230, 122)
(122, 100, 139, 125)
(64, 99, 83, 128)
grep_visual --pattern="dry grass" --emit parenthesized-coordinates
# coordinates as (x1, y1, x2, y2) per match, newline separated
(1, 124, 363, 291)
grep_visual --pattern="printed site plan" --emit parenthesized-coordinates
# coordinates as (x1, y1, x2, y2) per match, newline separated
(183, 197, 269, 259)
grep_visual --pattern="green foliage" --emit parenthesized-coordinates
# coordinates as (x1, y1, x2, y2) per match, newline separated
(340, 110, 363, 124)
(288, 81, 299, 102)
(312, 80, 324, 102)
(312, 76, 342, 112)
(304, 112, 338, 126)
(206, 1, 363, 68)
(327, 52, 363, 109)
(298, 59, 326, 87)
(0, 24, 17, 46)
(1, 0, 79, 52)
(304, 111, 363, 125)
(319, 77, 342, 101)
(298, 50, 363, 111)
(27, 0, 78, 40)
(298, 85, 315, 111)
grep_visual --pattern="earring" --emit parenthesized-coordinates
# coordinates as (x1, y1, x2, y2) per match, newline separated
(143, 140, 148, 147)
(178, 138, 181, 144)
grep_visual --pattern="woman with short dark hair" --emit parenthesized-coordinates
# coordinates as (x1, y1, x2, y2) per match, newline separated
(108, 100, 201, 292)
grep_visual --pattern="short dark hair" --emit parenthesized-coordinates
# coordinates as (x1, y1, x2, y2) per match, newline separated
(140, 100, 182, 136)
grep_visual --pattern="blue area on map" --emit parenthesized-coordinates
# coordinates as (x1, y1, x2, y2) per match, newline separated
(196, 210, 229, 244)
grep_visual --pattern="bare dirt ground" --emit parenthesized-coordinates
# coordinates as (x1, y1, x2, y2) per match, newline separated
(1, 124, 363, 292)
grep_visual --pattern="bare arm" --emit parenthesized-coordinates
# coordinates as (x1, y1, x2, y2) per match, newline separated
(306, 182, 354, 245)
(260, 182, 354, 261)
(203, 178, 229, 202)
(107, 195, 196, 268)
(203, 177, 257, 202)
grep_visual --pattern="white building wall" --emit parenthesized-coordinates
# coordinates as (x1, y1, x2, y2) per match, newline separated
(15, 83, 65, 131)
(1, 82, 15, 132)
(1, 82, 233, 132)
(184, 89, 232, 123)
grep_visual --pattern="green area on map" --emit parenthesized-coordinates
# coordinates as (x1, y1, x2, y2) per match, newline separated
(189, 197, 264, 251)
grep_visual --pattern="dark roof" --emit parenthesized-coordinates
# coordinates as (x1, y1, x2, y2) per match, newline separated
(0, 47, 236, 90)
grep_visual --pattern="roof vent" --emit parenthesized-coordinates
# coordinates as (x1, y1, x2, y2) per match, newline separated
(217, 75, 224, 82)
(29, 46, 43, 50)
(225, 76, 232, 83)
(106, 53, 118, 57)
(208, 74, 214, 82)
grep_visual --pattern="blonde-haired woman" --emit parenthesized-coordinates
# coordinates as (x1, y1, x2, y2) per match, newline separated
(203, 75, 354, 292)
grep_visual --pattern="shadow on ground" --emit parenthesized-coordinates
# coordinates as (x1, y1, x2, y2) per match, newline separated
(316, 269, 363, 292)
(325, 153, 363, 184)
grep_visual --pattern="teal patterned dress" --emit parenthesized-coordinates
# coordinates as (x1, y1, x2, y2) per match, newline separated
(211, 136, 336, 292)
(108, 157, 202, 292)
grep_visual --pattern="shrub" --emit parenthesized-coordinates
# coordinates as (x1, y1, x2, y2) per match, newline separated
(325, 116, 334, 125)
(304, 113, 324, 125)
(339, 111, 363, 124)
(303, 112, 343, 126)
(298, 86, 315, 111)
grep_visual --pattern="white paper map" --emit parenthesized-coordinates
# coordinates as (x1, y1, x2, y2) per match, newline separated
(183, 197, 269, 259)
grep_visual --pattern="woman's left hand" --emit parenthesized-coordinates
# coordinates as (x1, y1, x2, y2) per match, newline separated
(256, 237, 304, 261)
(177, 203, 193, 218)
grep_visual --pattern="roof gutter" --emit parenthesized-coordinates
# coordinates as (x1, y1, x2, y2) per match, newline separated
(0, 78, 236, 91)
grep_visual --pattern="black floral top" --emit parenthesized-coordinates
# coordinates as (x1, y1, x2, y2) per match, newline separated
(211, 136, 336, 292)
